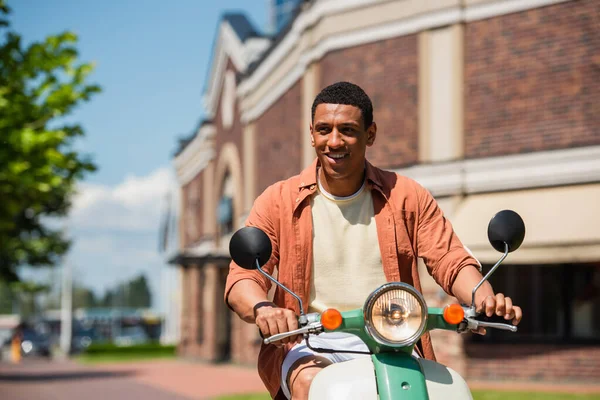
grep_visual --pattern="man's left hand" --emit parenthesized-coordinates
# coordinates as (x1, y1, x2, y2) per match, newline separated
(473, 293, 522, 335)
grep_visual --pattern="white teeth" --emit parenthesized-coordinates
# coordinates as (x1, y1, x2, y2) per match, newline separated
(328, 154, 346, 159)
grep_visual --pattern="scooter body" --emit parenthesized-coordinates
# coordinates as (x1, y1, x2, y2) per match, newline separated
(309, 356, 472, 400)
(301, 306, 479, 400)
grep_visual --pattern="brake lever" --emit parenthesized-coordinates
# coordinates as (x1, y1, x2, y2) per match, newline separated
(264, 322, 323, 345)
(462, 316, 517, 333)
(459, 307, 518, 333)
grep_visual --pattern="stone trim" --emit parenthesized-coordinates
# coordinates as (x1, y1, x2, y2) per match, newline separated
(397, 146, 600, 196)
(173, 124, 216, 186)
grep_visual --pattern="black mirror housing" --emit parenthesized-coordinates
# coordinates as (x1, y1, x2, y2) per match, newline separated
(487, 210, 526, 253)
(229, 227, 272, 270)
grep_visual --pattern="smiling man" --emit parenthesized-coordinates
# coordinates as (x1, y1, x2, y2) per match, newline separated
(225, 82, 522, 400)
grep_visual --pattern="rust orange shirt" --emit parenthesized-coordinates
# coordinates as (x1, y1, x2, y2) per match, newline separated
(225, 159, 478, 399)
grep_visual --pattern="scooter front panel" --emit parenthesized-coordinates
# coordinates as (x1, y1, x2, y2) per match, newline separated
(419, 358, 473, 400)
(308, 357, 378, 400)
(373, 353, 430, 399)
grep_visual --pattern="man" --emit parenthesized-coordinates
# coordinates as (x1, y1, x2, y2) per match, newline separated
(225, 82, 522, 400)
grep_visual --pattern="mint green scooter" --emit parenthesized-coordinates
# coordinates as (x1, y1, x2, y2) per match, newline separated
(229, 210, 525, 400)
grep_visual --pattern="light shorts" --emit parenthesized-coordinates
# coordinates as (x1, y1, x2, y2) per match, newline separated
(280, 332, 419, 399)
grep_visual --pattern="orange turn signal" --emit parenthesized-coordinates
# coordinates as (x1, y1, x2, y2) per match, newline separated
(321, 308, 343, 330)
(443, 304, 465, 325)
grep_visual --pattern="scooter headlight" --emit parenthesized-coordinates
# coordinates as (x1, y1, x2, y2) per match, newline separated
(363, 283, 428, 346)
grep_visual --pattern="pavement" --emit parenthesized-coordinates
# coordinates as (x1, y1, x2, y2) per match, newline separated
(0, 358, 267, 400)
(1, 358, 599, 399)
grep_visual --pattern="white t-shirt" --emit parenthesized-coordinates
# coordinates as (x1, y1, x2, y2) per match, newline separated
(309, 177, 387, 313)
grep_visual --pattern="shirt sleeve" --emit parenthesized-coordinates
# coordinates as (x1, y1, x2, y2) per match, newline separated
(415, 184, 480, 296)
(224, 183, 281, 308)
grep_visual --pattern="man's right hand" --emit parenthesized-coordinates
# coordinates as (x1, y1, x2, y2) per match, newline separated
(254, 302, 302, 345)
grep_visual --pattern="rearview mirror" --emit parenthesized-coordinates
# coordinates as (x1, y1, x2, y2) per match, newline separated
(487, 210, 525, 253)
(229, 226, 272, 270)
(229, 226, 307, 322)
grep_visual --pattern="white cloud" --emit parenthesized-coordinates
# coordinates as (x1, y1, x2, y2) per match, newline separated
(70, 166, 178, 232)
(70, 233, 166, 297)
(52, 165, 183, 309)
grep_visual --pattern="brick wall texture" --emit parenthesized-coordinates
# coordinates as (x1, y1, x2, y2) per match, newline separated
(465, 0, 600, 158)
(465, 343, 600, 382)
(320, 35, 419, 169)
(255, 80, 303, 195)
(181, 172, 203, 246)
(179, 267, 203, 358)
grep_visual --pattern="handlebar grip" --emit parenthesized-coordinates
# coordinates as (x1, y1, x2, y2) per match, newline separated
(474, 313, 515, 325)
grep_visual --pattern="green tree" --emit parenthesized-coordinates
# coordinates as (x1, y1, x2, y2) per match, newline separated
(10, 281, 50, 317)
(99, 274, 152, 308)
(0, 280, 15, 313)
(0, 1, 100, 281)
(127, 274, 152, 308)
(100, 289, 115, 308)
(73, 284, 97, 309)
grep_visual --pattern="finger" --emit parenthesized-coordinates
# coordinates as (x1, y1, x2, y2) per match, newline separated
(484, 295, 496, 317)
(475, 296, 485, 313)
(255, 314, 271, 338)
(265, 313, 280, 340)
(504, 297, 514, 320)
(274, 309, 290, 344)
(494, 293, 506, 317)
(512, 306, 523, 325)
(285, 310, 299, 343)
(471, 327, 487, 335)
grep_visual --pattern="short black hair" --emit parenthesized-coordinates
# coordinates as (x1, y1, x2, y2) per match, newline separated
(311, 81, 373, 128)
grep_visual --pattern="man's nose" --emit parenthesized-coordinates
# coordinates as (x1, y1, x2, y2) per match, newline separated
(327, 129, 344, 149)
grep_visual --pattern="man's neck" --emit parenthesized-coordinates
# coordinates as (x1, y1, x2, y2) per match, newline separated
(318, 168, 366, 197)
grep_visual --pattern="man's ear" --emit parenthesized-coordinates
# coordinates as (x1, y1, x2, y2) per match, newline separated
(366, 122, 377, 146)
(309, 124, 315, 147)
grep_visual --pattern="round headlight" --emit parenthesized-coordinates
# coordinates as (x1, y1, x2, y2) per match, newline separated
(363, 283, 427, 346)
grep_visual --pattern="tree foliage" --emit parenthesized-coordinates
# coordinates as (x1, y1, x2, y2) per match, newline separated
(0, 1, 100, 280)
(100, 274, 152, 308)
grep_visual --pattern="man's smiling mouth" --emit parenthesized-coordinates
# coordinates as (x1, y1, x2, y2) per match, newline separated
(326, 153, 349, 161)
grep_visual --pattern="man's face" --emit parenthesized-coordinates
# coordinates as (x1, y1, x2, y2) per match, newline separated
(310, 103, 376, 185)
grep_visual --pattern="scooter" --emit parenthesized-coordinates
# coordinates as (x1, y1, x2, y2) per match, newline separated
(229, 209, 525, 399)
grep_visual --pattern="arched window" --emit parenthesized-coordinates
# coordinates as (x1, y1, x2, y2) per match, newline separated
(217, 173, 234, 235)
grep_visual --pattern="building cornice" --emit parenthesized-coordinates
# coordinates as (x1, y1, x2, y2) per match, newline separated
(203, 20, 270, 120)
(397, 146, 600, 197)
(173, 124, 216, 186)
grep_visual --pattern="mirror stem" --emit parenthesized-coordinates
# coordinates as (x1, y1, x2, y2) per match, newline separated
(255, 259, 308, 324)
(470, 242, 509, 311)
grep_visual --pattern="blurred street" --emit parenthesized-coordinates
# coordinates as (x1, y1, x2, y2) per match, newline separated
(0, 358, 266, 400)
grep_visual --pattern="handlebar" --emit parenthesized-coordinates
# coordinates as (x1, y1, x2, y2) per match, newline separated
(262, 308, 518, 345)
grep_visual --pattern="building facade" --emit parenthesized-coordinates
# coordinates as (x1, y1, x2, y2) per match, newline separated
(170, 0, 600, 383)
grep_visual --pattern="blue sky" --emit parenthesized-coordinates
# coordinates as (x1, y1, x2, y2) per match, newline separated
(11, 0, 268, 186)
(10, 1, 269, 309)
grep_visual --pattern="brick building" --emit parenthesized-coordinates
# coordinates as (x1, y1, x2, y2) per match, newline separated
(169, 0, 600, 384)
